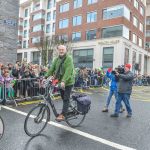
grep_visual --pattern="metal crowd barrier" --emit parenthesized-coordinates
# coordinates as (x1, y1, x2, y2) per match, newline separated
(1, 75, 148, 106)
(74, 75, 109, 89)
(0, 76, 107, 106)
(133, 78, 150, 86)
(0, 78, 60, 106)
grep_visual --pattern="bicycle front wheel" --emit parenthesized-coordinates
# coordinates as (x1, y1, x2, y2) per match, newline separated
(0, 116, 4, 140)
(24, 104, 50, 137)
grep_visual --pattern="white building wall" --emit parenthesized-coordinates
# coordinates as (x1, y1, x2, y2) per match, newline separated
(72, 37, 150, 75)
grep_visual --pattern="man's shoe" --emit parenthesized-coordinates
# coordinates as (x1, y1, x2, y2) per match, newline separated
(126, 114, 132, 118)
(120, 108, 125, 113)
(55, 114, 65, 122)
(102, 107, 108, 112)
(110, 113, 119, 117)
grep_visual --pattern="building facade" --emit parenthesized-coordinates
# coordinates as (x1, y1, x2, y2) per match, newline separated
(146, 0, 150, 51)
(17, 0, 56, 64)
(145, 0, 150, 75)
(56, 0, 150, 75)
(0, 0, 19, 64)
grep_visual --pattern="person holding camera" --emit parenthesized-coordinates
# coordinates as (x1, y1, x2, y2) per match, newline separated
(111, 64, 134, 118)
(102, 68, 124, 113)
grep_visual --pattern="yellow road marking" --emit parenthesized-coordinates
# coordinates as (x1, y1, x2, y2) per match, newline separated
(101, 87, 109, 91)
(18, 100, 42, 106)
(75, 89, 92, 95)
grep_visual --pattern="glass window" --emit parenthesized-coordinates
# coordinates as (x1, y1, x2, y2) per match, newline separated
(87, 11, 97, 23)
(123, 26, 129, 39)
(24, 52, 27, 59)
(74, 0, 82, 9)
(146, 18, 150, 25)
(17, 53, 22, 62)
(24, 30, 27, 38)
(146, 42, 150, 48)
(60, 3, 69, 13)
(133, 34, 137, 44)
(59, 19, 69, 29)
(46, 24, 51, 33)
(132, 51, 136, 71)
(24, 9, 28, 17)
(140, 6, 144, 16)
(133, 16, 138, 27)
(88, 0, 97, 5)
(103, 47, 114, 69)
(59, 34, 68, 42)
(102, 25, 123, 38)
(47, 12, 51, 21)
(53, 0, 56, 7)
(73, 16, 82, 26)
(32, 13, 44, 21)
(52, 23, 55, 32)
(32, 51, 40, 64)
(32, 37, 40, 44)
(86, 29, 96, 40)
(32, 24, 44, 32)
(124, 48, 129, 65)
(53, 10, 56, 20)
(139, 23, 143, 32)
(47, 0, 52, 9)
(139, 38, 142, 47)
(72, 32, 81, 41)
(146, 30, 150, 37)
(23, 41, 27, 48)
(24, 20, 28, 28)
(103, 5, 130, 20)
(134, 0, 139, 9)
(73, 49, 93, 68)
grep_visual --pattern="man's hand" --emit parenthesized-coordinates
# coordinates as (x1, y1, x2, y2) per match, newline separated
(45, 76, 54, 80)
(61, 82, 65, 89)
(115, 71, 119, 76)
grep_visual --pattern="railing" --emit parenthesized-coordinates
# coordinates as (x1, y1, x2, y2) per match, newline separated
(0, 76, 149, 106)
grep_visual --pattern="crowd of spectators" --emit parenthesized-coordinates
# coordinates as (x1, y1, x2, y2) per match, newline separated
(0, 61, 149, 104)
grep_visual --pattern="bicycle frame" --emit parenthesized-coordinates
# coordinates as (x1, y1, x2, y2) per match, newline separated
(41, 83, 60, 117)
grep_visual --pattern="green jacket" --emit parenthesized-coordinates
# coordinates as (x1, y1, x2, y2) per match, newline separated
(46, 54, 75, 86)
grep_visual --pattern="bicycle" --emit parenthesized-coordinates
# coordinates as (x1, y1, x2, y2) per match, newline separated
(24, 78, 87, 137)
(0, 106, 4, 140)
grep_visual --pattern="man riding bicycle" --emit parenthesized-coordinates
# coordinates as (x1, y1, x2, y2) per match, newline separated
(46, 45, 75, 121)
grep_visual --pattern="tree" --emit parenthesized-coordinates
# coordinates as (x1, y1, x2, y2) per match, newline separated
(35, 36, 57, 66)
(35, 35, 73, 66)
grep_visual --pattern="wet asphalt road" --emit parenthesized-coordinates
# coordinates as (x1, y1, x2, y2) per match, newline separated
(0, 87, 150, 150)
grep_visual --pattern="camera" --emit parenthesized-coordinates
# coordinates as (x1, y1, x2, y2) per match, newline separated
(116, 65, 125, 74)
(111, 65, 125, 75)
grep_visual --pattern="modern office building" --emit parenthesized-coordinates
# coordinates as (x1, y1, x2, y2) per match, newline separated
(0, 0, 19, 64)
(17, 0, 56, 64)
(56, 0, 150, 74)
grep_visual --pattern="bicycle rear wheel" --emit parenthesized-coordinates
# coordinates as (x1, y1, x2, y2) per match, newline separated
(24, 103, 50, 137)
(0, 116, 4, 140)
(65, 99, 86, 128)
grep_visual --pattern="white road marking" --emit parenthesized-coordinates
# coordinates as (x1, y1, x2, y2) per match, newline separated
(2, 106, 136, 150)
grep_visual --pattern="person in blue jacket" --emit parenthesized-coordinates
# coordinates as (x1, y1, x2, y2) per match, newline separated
(102, 68, 124, 112)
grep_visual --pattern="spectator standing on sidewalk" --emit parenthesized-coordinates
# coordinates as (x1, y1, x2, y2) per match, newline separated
(111, 64, 134, 118)
(102, 68, 124, 113)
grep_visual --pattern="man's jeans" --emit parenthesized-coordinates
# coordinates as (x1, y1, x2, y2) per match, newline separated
(106, 90, 123, 109)
(115, 93, 132, 115)
(60, 85, 73, 115)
